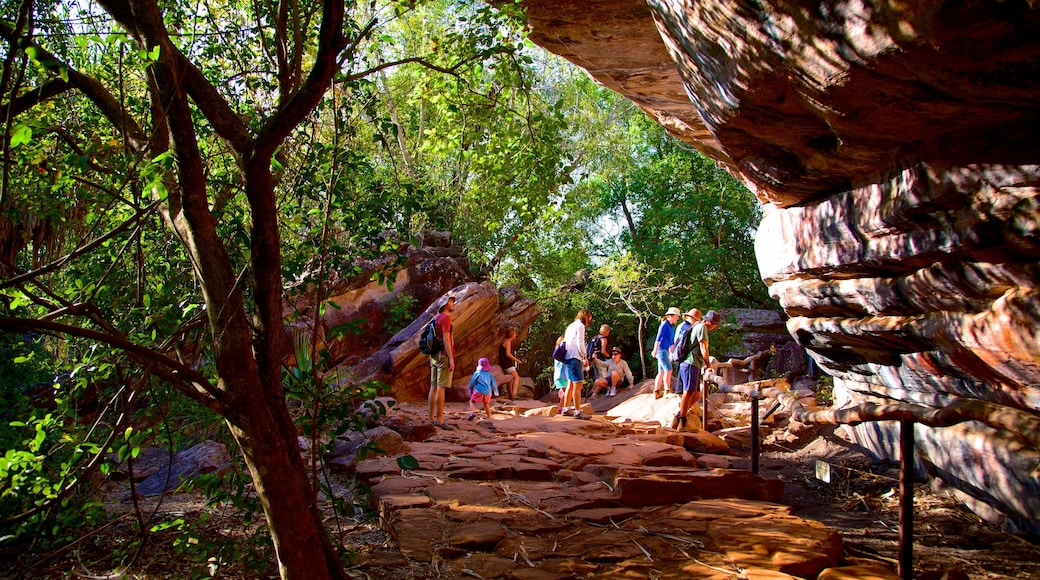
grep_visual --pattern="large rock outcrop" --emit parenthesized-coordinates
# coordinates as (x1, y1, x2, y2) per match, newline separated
(287, 238, 540, 402)
(518, 0, 1040, 528)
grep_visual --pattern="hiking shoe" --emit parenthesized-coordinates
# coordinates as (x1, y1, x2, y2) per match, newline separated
(607, 388, 616, 397)
(466, 413, 476, 421)
(679, 416, 688, 431)
(654, 390, 663, 399)
(671, 414, 681, 430)
(570, 409, 583, 417)
(438, 422, 455, 431)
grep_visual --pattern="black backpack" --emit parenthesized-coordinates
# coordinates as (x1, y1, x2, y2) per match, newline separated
(418, 318, 442, 356)
(587, 335, 608, 361)
(673, 322, 693, 363)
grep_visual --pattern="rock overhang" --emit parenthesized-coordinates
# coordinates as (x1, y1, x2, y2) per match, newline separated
(515, 0, 1040, 529)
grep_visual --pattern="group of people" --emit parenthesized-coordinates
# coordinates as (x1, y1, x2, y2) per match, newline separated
(423, 294, 719, 432)
(653, 306, 722, 430)
(424, 295, 525, 428)
(551, 310, 636, 417)
(586, 324, 634, 398)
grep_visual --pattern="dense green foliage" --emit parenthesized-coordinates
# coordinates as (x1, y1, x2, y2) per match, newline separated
(0, 0, 770, 575)
(496, 76, 767, 375)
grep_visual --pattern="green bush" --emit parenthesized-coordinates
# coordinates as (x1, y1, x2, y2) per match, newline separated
(382, 293, 418, 333)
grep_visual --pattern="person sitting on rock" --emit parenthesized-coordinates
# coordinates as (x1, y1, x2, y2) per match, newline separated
(467, 358, 496, 421)
(591, 346, 634, 398)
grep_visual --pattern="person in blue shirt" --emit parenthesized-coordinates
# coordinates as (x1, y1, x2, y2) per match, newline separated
(467, 357, 496, 420)
(652, 307, 681, 398)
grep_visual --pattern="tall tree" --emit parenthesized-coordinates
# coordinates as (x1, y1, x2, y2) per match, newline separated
(0, 0, 534, 577)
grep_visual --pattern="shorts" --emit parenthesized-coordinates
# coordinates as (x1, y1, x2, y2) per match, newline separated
(605, 375, 630, 389)
(503, 366, 517, 375)
(470, 391, 491, 404)
(678, 362, 702, 393)
(430, 353, 453, 389)
(656, 351, 673, 372)
(564, 358, 585, 382)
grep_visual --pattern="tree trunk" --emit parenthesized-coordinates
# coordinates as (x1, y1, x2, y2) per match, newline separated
(225, 395, 346, 580)
(8, 1, 353, 576)
(636, 314, 647, 381)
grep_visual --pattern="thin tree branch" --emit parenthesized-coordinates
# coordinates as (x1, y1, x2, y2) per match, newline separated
(0, 316, 216, 403)
(0, 21, 150, 152)
(96, 0, 254, 154)
(253, 0, 346, 160)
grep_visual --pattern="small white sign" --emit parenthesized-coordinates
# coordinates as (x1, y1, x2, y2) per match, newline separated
(815, 460, 832, 483)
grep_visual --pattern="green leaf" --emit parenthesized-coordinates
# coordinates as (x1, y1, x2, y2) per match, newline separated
(10, 125, 32, 148)
(396, 455, 420, 471)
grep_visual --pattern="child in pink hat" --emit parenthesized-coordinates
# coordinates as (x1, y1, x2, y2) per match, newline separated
(467, 358, 496, 420)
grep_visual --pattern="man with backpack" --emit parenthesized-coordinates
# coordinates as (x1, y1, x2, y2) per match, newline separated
(671, 309, 700, 395)
(672, 309, 720, 431)
(428, 296, 457, 430)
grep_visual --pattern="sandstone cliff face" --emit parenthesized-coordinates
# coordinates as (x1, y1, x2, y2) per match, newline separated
(287, 239, 540, 402)
(519, 0, 1040, 528)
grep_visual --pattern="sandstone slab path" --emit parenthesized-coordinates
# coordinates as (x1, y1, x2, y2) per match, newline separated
(348, 396, 899, 579)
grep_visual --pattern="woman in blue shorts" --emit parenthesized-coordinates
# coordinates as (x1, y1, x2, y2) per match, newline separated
(652, 307, 681, 398)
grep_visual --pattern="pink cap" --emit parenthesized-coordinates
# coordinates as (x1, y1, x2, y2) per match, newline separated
(478, 357, 491, 371)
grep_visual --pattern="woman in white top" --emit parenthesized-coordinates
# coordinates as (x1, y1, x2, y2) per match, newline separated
(562, 308, 592, 416)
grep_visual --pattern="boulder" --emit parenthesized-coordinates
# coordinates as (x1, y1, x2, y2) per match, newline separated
(287, 240, 541, 404)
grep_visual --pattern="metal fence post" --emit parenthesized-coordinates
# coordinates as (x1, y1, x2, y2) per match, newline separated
(899, 419, 915, 579)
